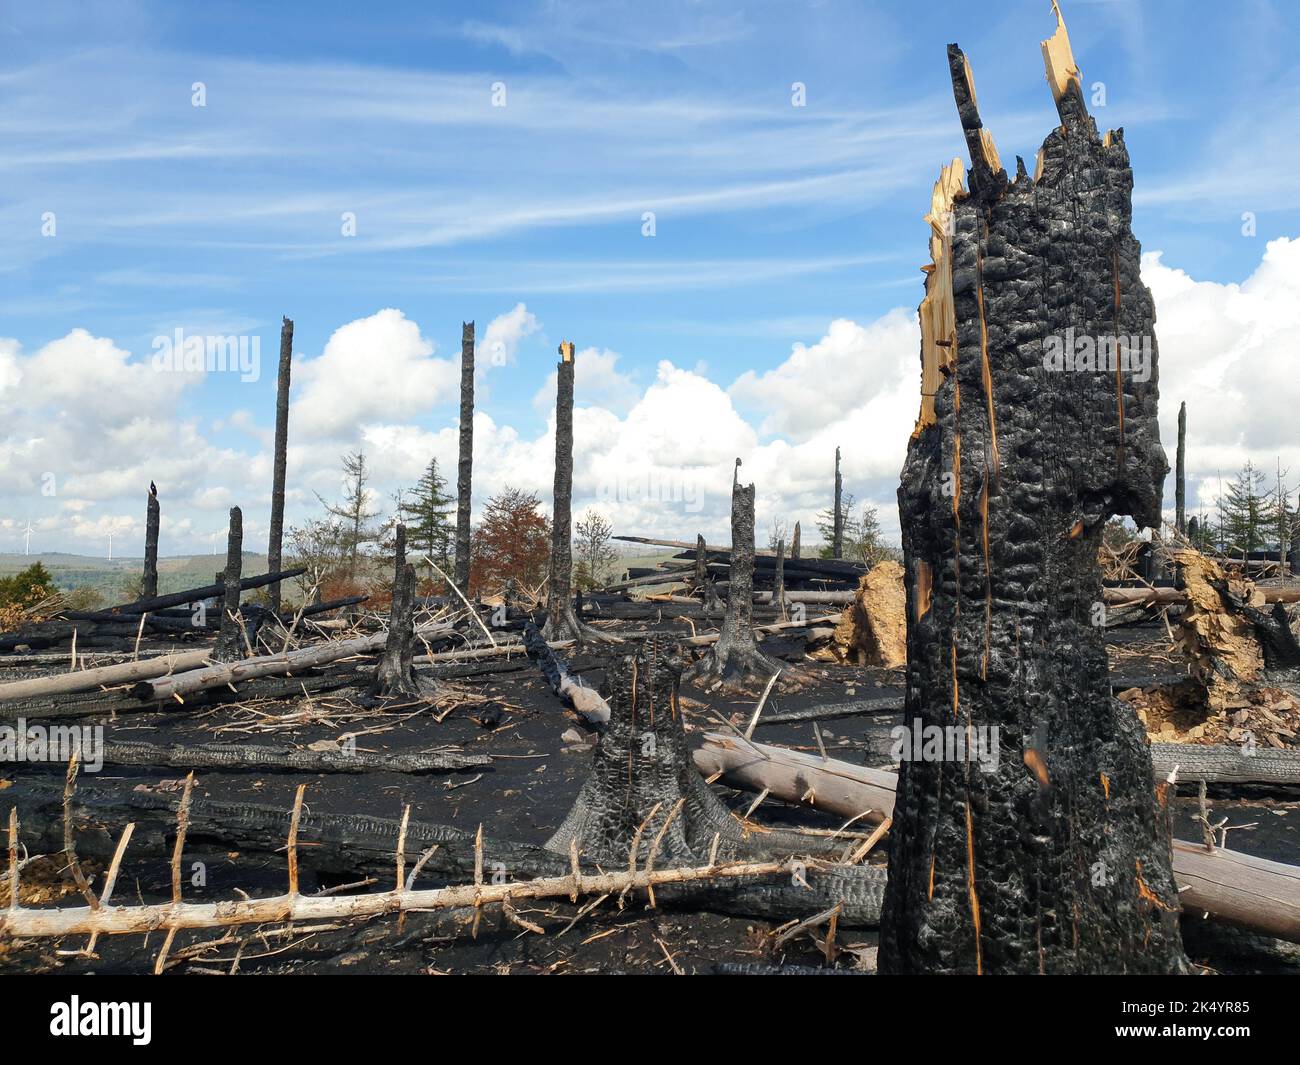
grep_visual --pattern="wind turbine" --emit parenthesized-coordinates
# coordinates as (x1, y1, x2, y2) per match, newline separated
(22, 521, 35, 556)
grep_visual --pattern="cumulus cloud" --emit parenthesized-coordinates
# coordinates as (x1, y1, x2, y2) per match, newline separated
(532, 346, 640, 414)
(478, 302, 540, 373)
(1144, 237, 1300, 520)
(8, 240, 1300, 558)
(293, 309, 457, 440)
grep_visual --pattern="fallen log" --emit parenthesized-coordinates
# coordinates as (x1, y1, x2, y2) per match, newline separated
(694, 732, 896, 824)
(59, 739, 488, 774)
(1103, 585, 1300, 607)
(57, 567, 308, 621)
(1151, 743, 1300, 786)
(694, 734, 1300, 941)
(0, 649, 212, 703)
(522, 621, 611, 725)
(0, 853, 805, 940)
(4, 778, 885, 931)
(1173, 840, 1300, 942)
(130, 623, 453, 703)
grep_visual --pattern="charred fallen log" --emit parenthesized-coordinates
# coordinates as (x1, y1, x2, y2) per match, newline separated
(55, 567, 307, 623)
(9, 776, 885, 927)
(522, 620, 611, 725)
(15, 738, 487, 774)
(881, 12, 1186, 974)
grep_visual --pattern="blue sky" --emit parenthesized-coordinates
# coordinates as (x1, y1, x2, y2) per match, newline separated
(3, 0, 1300, 556)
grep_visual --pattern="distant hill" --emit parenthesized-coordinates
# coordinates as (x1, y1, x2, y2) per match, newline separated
(0, 552, 270, 602)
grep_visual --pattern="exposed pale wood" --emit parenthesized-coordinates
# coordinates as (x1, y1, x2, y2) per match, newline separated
(0, 649, 211, 702)
(0, 856, 798, 939)
(132, 622, 453, 703)
(696, 735, 1300, 941)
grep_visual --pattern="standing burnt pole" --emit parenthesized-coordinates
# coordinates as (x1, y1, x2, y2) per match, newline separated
(1175, 401, 1187, 536)
(880, 6, 1186, 974)
(543, 342, 613, 643)
(791, 521, 801, 561)
(213, 506, 245, 662)
(267, 316, 293, 614)
(141, 482, 160, 600)
(832, 447, 844, 559)
(685, 460, 779, 685)
(693, 533, 721, 615)
(453, 321, 475, 596)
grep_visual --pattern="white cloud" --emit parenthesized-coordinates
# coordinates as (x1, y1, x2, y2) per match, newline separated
(532, 346, 640, 414)
(293, 308, 457, 440)
(10, 239, 1300, 558)
(479, 302, 539, 373)
(1145, 237, 1300, 520)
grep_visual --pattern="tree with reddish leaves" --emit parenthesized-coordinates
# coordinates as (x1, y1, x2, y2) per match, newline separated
(469, 487, 551, 597)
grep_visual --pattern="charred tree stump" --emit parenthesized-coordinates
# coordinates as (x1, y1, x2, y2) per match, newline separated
(880, 11, 1186, 975)
(791, 521, 801, 561)
(370, 525, 425, 700)
(693, 533, 721, 614)
(453, 321, 475, 596)
(212, 507, 245, 662)
(832, 446, 844, 559)
(547, 638, 795, 863)
(685, 461, 780, 686)
(267, 316, 293, 614)
(141, 482, 160, 600)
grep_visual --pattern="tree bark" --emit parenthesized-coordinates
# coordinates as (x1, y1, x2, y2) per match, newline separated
(267, 315, 293, 613)
(881, 18, 1186, 974)
(684, 461, 780, 685)
(141, 484, 160, 600)
(453, 320, 474, 595)
(212, 507, 244, 662)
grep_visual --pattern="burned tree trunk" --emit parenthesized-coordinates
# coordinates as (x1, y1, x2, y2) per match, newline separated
(791, 521, 801, 560)
(453, 321, 475, 596)
(693, 533, 721, 614)
(1175, 400, 1187, 536)
(832, 447, 844, 558)
(267, 316, 293, 614)
(370, 525, 425, 701)
(685, 461, 780, 686)
(141, 482, 160, 600)
(880, 10, 1186, 974)
(544, 342, 613, 643)
(773, 537, 787, 610)
(544, 341, 580, 640)
(212, 507, 245, 662)
(549, 638, 793, 862)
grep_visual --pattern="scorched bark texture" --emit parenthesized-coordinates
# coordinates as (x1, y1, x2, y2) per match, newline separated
(267, 316, 293, 614)
(454, 321, 474, 596)
(879, 9, 1186, 975)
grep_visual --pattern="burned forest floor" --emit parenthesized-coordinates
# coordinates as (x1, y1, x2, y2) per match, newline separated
(1, 600, 1298, 976)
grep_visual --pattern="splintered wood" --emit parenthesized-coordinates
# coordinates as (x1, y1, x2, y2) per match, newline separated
(811, 561, 907, 669)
